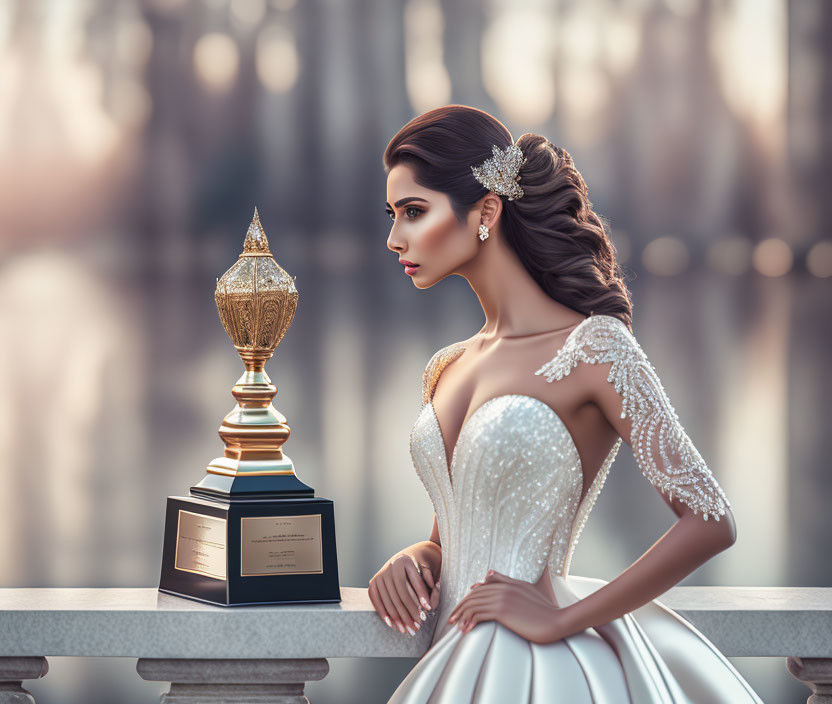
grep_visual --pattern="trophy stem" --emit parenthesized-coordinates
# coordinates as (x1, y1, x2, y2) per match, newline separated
(191, 352, 314, 502)
(238, 347, 272, 373)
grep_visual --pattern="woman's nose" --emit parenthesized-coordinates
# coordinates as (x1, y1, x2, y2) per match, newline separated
(387, 233, 404, 252)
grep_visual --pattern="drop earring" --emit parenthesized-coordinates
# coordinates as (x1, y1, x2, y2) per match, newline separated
(478, 224, 490, 241)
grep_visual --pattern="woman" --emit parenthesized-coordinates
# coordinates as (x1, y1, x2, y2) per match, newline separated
(371, 105, 763, 703)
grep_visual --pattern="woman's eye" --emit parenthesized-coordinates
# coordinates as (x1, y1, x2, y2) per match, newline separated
(387, 206, 423, 222)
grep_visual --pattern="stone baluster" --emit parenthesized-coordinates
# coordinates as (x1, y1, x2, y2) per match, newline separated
(788, 657, 832, 704)
(136, 657, 329, 703)
(0, 658, 48, 704)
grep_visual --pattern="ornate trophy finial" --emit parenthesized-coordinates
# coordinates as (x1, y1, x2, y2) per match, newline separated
(242, 206, 271, 255)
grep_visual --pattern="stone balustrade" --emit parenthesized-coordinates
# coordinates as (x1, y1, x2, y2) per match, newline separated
(0, 586, 830, 703)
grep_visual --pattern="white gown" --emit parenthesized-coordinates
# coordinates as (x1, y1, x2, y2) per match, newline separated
(388, 314, 763, 703)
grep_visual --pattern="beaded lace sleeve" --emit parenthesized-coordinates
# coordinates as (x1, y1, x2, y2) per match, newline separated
(421, 341, 466, 409)
(535, 315, 731, 521)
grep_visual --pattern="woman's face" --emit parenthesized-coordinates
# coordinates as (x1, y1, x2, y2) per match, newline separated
(385, 164, 480, 288)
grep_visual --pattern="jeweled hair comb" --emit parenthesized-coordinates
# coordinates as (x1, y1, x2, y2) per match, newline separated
(470, 142, 527, 201)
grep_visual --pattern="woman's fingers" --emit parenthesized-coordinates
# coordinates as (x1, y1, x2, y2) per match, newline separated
(404, 561, 433, 613)
(389, 568, 424, 633)
(483, 570, 520, 585)
(368, 578, 393, 629)
(417, 566, 436, 611)
(451, 592, 498, 629)
(459, 602, 498, 632)
(386, 572, 419, 632)
(391, 561, 425, 629)
(429, 581, 441, 610)
(479, 572, 554, 607)
(449, 584, 504, 622)
(376, 574, 409, 634)
(373, 577, 400, 631)
(450, 591, 494, 622)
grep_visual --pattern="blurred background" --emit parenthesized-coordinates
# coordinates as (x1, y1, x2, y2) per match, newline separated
(0, 0, 829, 701)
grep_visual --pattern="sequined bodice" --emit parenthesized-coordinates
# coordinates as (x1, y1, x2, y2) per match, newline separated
(409, 314, 731, 646)
(411, 394, 607, 641)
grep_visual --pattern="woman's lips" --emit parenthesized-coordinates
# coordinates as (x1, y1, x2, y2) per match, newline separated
(400, 259, 420, 276)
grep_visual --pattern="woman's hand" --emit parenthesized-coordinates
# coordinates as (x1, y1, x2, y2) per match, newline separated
(447, 570, 572, 644)
(369, 547, 440, 636)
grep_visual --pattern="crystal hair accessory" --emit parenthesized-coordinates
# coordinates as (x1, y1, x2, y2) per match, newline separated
(470, 142, 527, 201)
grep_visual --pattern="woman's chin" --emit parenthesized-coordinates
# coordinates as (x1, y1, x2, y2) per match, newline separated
(413, 271, 450, 289)
(405, 268, 443, 289)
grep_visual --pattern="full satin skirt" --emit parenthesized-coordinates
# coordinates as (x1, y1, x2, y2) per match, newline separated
(387, 574, 762, 704)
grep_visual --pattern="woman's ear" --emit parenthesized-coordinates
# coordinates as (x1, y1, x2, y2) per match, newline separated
(479, 193, 503, 230)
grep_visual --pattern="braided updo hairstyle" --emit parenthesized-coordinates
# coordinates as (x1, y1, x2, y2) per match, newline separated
(383, 104, 633, 331)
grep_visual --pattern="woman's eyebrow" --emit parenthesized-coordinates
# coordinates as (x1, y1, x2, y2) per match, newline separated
(386, 196, 429, 208)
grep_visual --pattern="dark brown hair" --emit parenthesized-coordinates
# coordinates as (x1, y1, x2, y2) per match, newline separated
(382, 105, 633, 330)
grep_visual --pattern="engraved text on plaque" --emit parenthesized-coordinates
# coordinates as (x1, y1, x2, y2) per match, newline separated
(241, 514, 323, 576)
(174, 510, 228, 580)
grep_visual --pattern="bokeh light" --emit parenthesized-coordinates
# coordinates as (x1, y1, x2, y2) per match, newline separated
(753, 237, 793, 277)
(641, 236, 691, 276)
(807, 240, 832, 278)
(256, 24, 300, 93)
(193, 32, 240, 92)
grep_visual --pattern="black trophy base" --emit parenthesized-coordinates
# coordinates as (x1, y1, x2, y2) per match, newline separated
(159, 493, 340, 607)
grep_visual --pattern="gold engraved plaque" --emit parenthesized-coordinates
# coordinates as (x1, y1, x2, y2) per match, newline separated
(174, 510, 228, 580)
(241, 514, 323, 576)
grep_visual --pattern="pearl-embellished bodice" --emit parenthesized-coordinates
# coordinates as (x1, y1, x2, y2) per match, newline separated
(409, 314, 731, 647)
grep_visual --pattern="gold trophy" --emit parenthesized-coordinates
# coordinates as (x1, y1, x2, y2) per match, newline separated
(159, 208, 340, 606)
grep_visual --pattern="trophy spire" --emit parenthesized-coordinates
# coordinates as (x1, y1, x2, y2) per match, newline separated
(242, 206, 271, 256)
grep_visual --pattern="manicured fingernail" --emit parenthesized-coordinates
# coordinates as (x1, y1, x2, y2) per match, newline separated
(406, 625, 415, 636)
(413, 620, 420, 630)
(420, 597, 431, 609)
(419, 610, 426, 621)
(384, 616, 392, 628)
(397, 622, 405, 633)
(449, 614, 456, 623)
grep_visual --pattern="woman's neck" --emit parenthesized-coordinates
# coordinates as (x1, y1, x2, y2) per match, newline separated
(459, 229, 584, 339)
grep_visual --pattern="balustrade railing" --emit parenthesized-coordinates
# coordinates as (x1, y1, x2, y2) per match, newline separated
(0, 586, 829, 703)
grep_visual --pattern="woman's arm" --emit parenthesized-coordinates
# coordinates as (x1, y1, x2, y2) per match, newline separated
(559, 503, 735, 638)
(556, 336, 736, 639)
(427, 514, 443, 577)
(403, 514, 443, 581)
(455, 500, 735, 643)
(429, 513, 441, 546)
